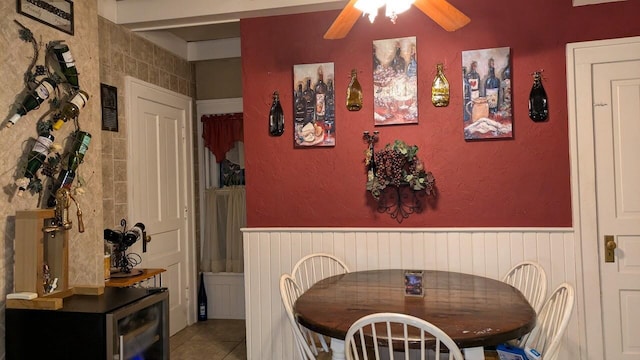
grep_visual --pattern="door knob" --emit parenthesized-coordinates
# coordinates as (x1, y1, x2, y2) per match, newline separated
(605, 235, 617, 263)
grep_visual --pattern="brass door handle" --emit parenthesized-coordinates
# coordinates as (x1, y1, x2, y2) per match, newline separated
(605, 235, 617, 262)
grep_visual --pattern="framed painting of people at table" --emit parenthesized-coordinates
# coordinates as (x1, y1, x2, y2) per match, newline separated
(293, 62, 335, 147)
(462, 46, 512, 140)
(373, 36, 418, 126)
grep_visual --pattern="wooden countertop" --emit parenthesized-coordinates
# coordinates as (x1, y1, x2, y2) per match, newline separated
(105, 268, 165, 288)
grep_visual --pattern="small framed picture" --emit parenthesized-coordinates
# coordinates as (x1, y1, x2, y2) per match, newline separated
(404, 270, 424, 297)
(100, 83, 118, 132)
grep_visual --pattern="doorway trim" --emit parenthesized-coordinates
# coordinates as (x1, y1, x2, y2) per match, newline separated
(125, 76, 197, 326)
(567, 35, 640, 360)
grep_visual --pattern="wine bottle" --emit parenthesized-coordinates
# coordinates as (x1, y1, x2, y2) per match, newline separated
(314, 66, 328, 123)
(268, 91, 284, 136)
(462, 66, 471, 122)
(326, 79, 335, 123)
(7, 78, 57, 128)
(529, 71, 549, 122)
(500, 55, 511, 112)
(198, 272, 208, 321)
(67, 131, 92, 171)
(391, 45, 406, 74)
(51, 43, 79, 89)
(484, 58, 500, 114)
(294, 83, 305, 125)
(346, 69, 363, 111)
(373, 45, 382, 70)
(302, 78, 315, 125)
(16, 133, 55, 196)
(406, 45, 417, 78)
(466, 61, 480, 101)
(45, 131, 91, 208)
(431, 63, 450, 107)
(52, 90, 89, 130)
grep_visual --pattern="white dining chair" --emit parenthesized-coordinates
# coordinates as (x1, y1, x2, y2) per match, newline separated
(502, 261, 547, 314)
(292, 253, 350, 353)
(279, 273, 330, 360)
(344, 312, 465, 360)
(518, 283, 575, 360)
(292, 253, 350, 292)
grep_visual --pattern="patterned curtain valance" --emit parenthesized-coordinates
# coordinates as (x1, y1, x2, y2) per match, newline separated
(201, 113, 243, 163)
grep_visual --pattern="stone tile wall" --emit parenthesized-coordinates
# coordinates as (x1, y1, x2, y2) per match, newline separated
(98, 17, 197, 230)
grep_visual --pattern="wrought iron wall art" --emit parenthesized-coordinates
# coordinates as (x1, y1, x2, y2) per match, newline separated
(363, 131, 436, 223)
(375, 184, 428, 223)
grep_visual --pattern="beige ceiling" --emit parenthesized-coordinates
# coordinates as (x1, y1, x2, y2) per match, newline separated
(164, 22, 240, 42)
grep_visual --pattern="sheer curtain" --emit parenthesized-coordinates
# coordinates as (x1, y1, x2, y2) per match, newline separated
(201, 186, 246, 273)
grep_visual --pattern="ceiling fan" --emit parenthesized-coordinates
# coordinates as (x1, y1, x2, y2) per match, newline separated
(324, 0, 471, 40)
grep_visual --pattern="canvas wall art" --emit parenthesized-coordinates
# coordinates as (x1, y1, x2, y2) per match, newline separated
(293, 62, 335, 147)
(461, 47, 512, 140)
(373, 36, 418, 126)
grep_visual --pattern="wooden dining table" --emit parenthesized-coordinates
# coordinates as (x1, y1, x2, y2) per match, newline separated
(294, 269, 536, 360)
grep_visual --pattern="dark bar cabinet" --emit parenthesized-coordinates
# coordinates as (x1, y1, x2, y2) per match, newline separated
(6, 287, 169, 360)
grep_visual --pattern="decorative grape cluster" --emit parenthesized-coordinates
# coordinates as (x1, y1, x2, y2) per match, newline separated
(365, 140, 435, 200)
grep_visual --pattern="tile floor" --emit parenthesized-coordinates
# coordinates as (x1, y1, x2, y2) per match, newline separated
(170, 319, 247, 360)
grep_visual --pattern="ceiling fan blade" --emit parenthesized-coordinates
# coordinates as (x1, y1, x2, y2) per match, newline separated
(413, 0, 471, 31)
(324, 0, 363, 40)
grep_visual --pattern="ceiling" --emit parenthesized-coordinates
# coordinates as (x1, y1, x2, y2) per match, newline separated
(117, 0, 621, 43)
(112, 0, 346, 43)
(164, 22, 241, 42)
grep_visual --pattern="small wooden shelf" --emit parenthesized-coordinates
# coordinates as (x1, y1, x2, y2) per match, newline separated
(105, 268, 165, 288)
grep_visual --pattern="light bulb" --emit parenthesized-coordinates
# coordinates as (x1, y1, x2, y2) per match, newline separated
(355, 0, 384, 23)
(385, 0, 415, 23)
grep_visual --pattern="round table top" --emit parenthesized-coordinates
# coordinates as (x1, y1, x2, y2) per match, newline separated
(294, 269, 536, 349)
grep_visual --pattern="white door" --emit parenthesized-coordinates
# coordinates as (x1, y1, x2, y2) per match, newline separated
(126, 77, 196, 336)
(594, 58, 640, 359)
(571, 37, 640, 359)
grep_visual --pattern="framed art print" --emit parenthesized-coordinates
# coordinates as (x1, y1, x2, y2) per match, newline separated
(462, 47, 512, 140)
(293, 62, 335, 147)
(373, 36, 418, 126)
(404, 270, 424, 297)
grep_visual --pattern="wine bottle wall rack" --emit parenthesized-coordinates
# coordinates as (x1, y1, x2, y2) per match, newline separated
(10, 20, 92, 213)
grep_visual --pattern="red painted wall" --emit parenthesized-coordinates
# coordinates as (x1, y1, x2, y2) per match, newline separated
(240, 0, 640, 227)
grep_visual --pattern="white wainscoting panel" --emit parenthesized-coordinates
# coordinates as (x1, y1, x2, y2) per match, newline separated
(204, 272, 245, 319)
(243, 228, 581, 360)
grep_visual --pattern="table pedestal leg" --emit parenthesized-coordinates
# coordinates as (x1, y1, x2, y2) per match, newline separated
(330, 338, 346, 360)
(463, 347, 486, 360)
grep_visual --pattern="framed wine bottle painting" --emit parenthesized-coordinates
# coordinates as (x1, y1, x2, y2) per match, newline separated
(461, 47, 512, 140)
(373, 36, 418, 126)
(293, 62, 335, 147)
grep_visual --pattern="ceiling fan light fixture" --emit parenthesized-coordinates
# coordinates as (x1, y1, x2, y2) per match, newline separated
(355, 0, 385, 23)
(385, 0, 415, 23)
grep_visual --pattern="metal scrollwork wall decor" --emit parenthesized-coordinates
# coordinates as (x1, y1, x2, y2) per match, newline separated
(363, 132, 437, 223)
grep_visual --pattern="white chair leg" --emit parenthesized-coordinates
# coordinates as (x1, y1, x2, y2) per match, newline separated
(318, 333, 330, 352)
